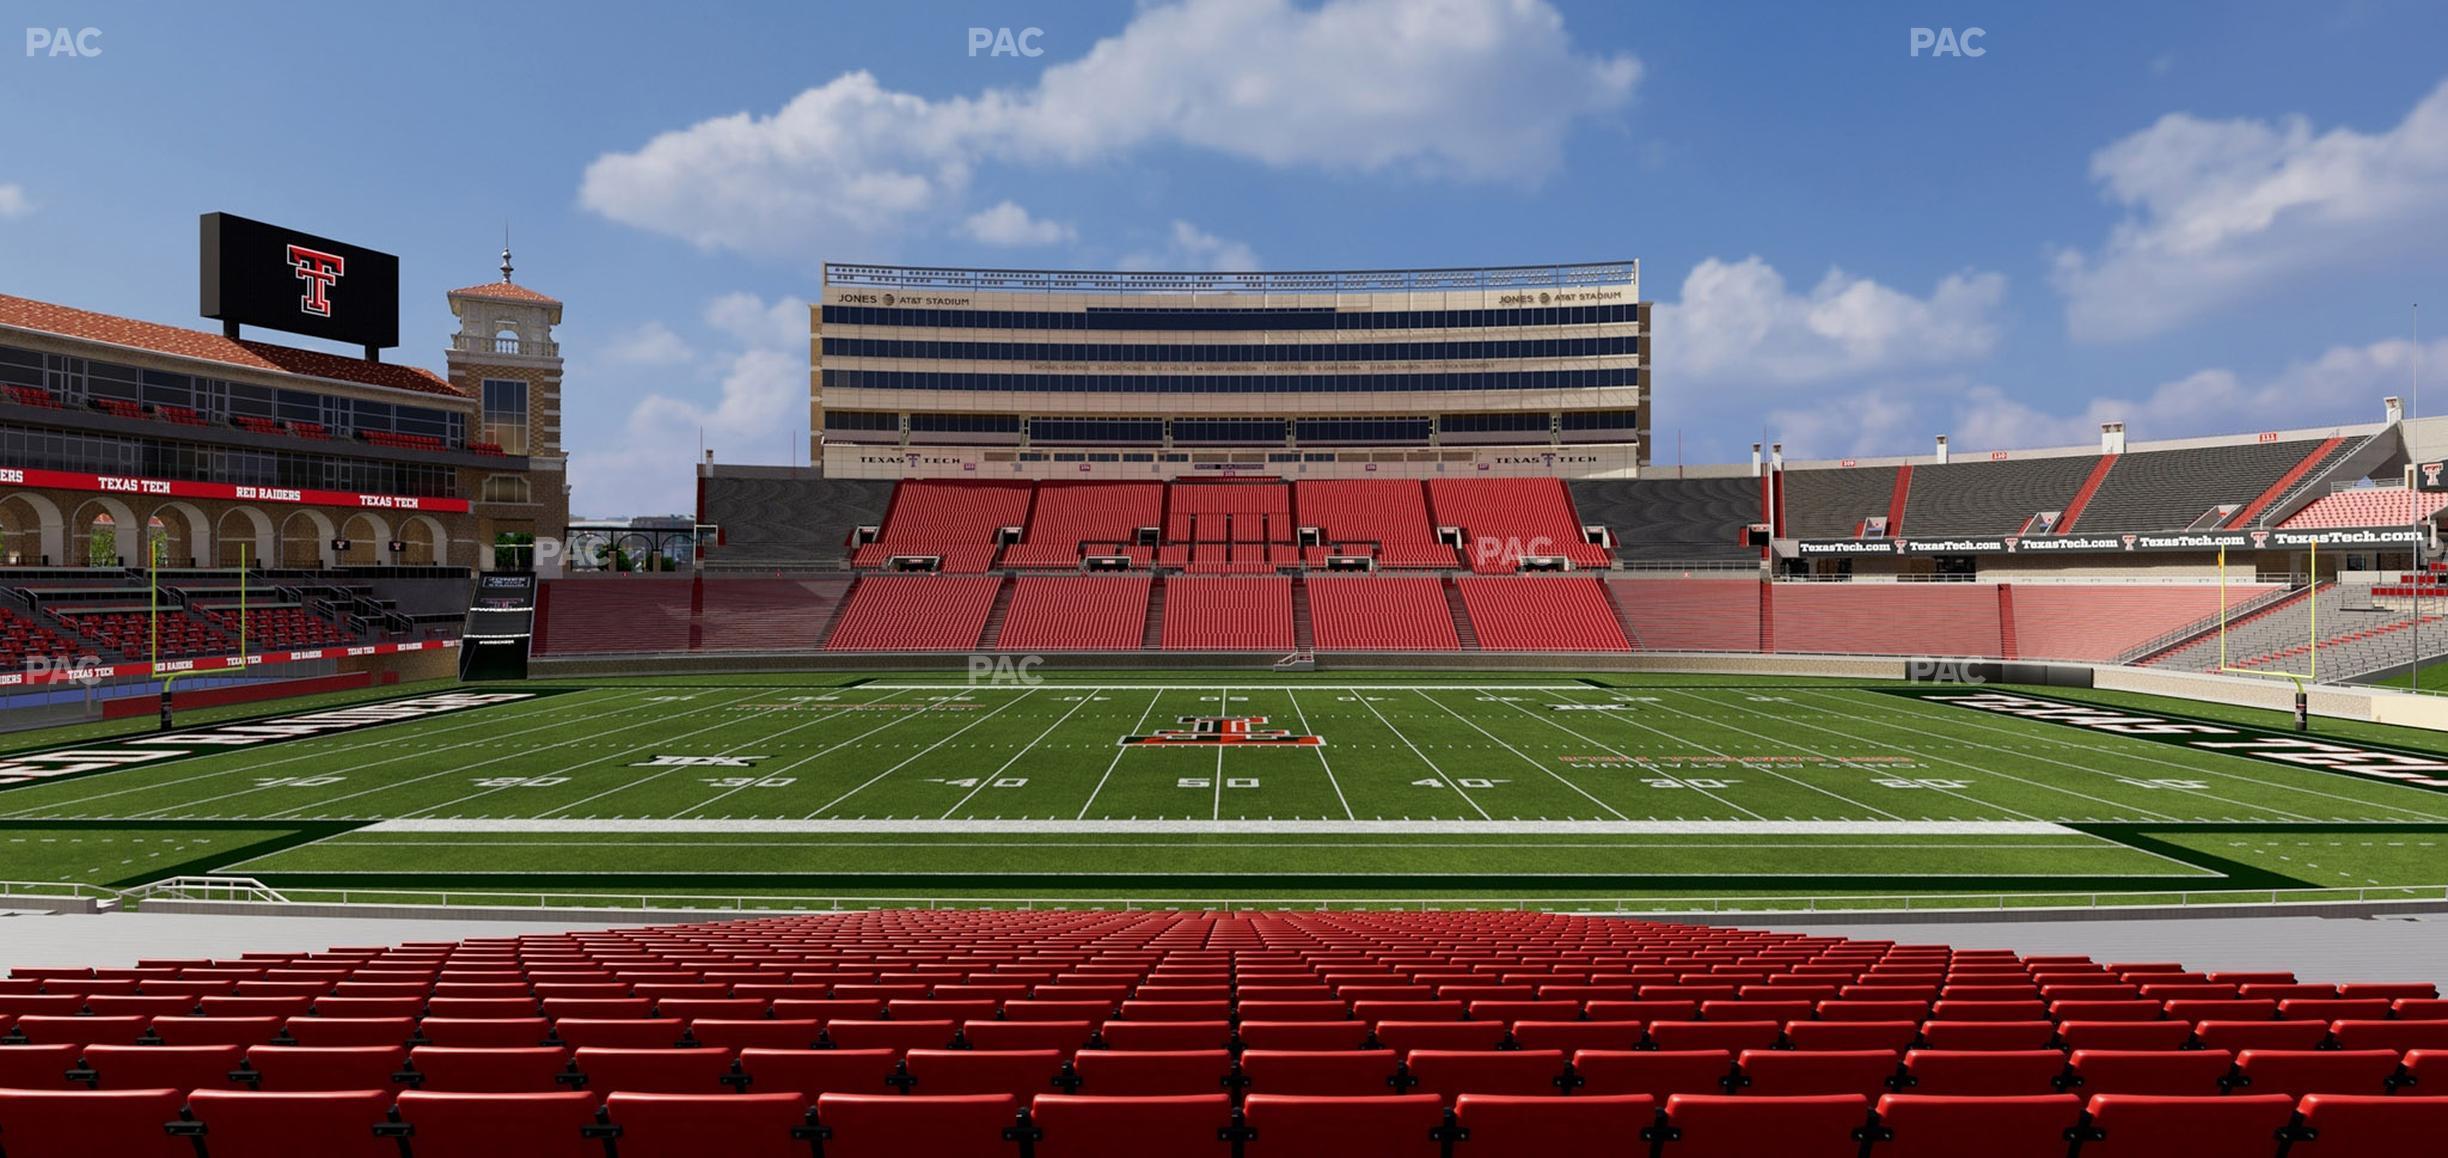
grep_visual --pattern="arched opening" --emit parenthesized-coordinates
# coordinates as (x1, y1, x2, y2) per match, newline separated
(399, 514, 449, 566)
(0, 492, 66, 565)
(339, 512, 390, 566)
(71, 497, 138, 569)
(148, 502, 212, 569)
(278, 509, 336, 569)
(215, 506, 275, 569)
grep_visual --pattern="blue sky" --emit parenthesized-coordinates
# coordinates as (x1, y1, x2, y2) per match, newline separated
(5, 0, 2447, 514)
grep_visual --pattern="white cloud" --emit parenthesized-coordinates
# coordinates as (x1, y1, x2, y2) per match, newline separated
(0, 184, 30, 220)
(578, 0, 1637, 259)
(1950, 337, 2436, 449)
(1658, 256, 2007, 388)
(960, 201, 1077, 247)
(2055, 78, 2448, 342)
(601, 321, 693, 367)
(1764, 337, 2437, 461)
(569, 294, 810, 515)
(1121, 220, 1261, 271)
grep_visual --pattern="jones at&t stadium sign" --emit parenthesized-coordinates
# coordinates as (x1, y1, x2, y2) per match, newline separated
(1793, 527, 2420, 557)
(1903, 689, 2448, 790)
(0, 691, 534, 787)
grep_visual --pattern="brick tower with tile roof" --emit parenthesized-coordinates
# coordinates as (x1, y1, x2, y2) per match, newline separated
(445, 245, 570, 572)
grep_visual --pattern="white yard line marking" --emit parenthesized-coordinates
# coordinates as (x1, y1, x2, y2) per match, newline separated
(1573, 690, 1912, 821)
(363, 818, 2086, 836)
(1076, 691, 1166, 820)
(1775, 689, 2283, 822)
(1493, 693, 1767, 821)
(1347, 695, 1492, 820)
(807, 688, 1044, 816)
(1283, 690, 1354, 820)
(1651, 689, 2045, 822)
(940, 692, 1098, 819)
(1412, 690, 1629, 820)
(672, 688, 931, 819)
(406, 691, 777, 820)
(249, 691, 761, 820)
(0, 689, 636, 819)
(1859, 690, 2448, 821)
(532, 690, 884, 820)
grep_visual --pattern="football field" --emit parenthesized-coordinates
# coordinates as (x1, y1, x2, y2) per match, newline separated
(1, 674, 2445, 906)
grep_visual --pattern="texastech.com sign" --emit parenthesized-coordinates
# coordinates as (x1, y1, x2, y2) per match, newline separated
(1894, 688, 2448, 790)
(1793, 527, 2420, 557)
(0, 690, 536, 787)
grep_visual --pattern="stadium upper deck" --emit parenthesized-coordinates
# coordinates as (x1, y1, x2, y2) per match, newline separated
(812, 262, 1649, 480)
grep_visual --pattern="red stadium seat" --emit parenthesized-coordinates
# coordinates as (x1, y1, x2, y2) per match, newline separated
(405, 1046, 576, 1093)
(2231, 1049, 2405, 1097)
(8, 1014, 149, 1045)
(1237, 1021, 1374, 1051)
(0, 1043, 82, 1089)
(1734, 1049, 1900, 1097)
(2065, 1049, 2234, 1096)
(1507, 1020, 1645, 1052)
(234, 1045, 407, 1091)
(1070, 1049, 1234, 1096)
(1785, 1021, 1919, 1051)
(2193, 1019, 2331, 1051)
(1029, 1094, 1234, 1158)
(71, 1044, 244, 1091)
(574, 1046, 734, 1094)
(901, 1048, 1067, 1097)
(1572, 1050, 1734, 1097)
(418, 1017, 552, 1048)
(554, 1018, 688, 1049)
(1661, 1093, 1871, 1158)
(2290, 1094, 2448, 1158)
(1239, 1093, 1446, 1158)
(1452, 1093, 1654, 1158)
(284, 1017, 418, 1047)
(1402, 1050, 1567, 1100)
(1916, 1021, 2055, 1051)
(177, 1089, 394, 1158)
(1899, 1050, 2068, 1096)
(601, 1092, 816, 1158)
(1871, 1094, 2084, 1158)
(1648, 1021, 1782, 1052)
(1098, 1020, 1232, 1051)
(0, 1088, 189, 1158)
(824, 1020, 960, 1053)
(685, 1019, 823, 1051)
(2056, 1021, 2193, 1051)
(811, 1093, 1018, 1158)
(1240, 1049, 1403, 1096)
(734, 1048, 900, 1097)
(388, 1090, 601, 1158)
(2329, 1019, 2448, 1051)
(2075, 1094, 2295, 1158)
(1371, 1020, 1511, 1053)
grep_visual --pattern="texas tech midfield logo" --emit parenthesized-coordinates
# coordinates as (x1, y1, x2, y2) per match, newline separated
(285, 244, 346, 317)
(1120, 716, 1323, 748)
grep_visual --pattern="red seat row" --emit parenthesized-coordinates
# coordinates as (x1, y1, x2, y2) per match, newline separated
(6, 1087, 2439, 1158)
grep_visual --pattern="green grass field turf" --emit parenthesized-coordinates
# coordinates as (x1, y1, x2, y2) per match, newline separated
(0, 673, 2444, 904)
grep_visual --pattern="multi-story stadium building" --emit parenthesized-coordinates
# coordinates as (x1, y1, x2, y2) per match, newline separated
(811, 261, 1649, 480)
